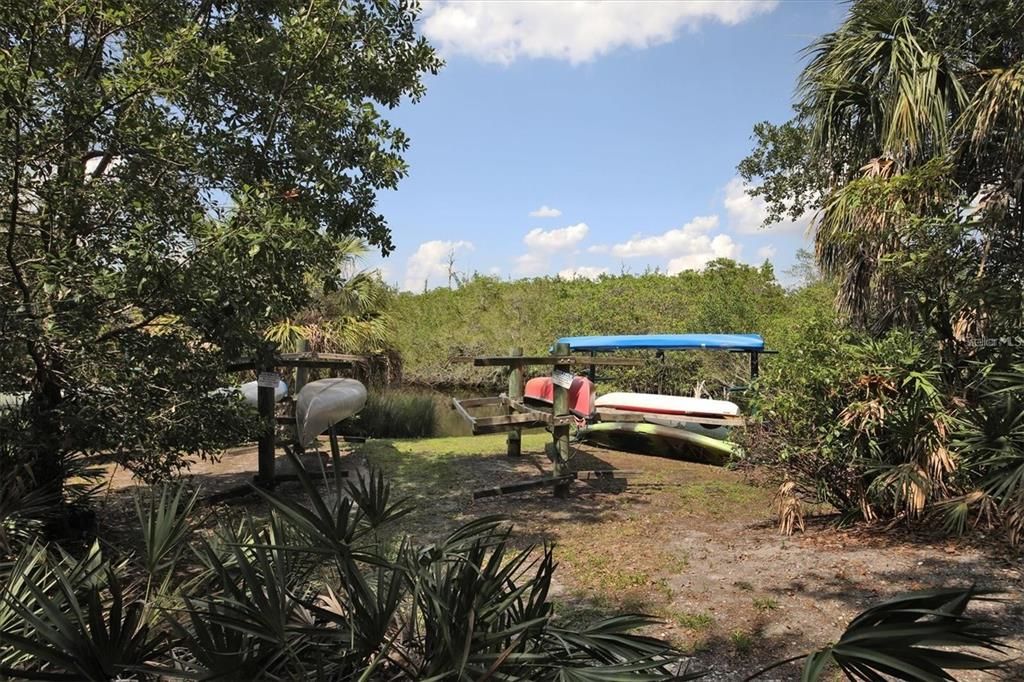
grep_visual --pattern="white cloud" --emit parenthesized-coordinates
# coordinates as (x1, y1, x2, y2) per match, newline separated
(723, 176, 812, 235)
(529, 205, 562, 218)
(423, 1, 778, 64)
(605, 215, 738, 275)
(587, 244, 609, 254)
(610, 215, 721, 257)
(666, 234, 740, 274)
(515, 222, 592, 275)
(403, 240, 474, 291)
(558, 266, 609, 281)
(523, 222, 589, 250)
(513, 251, 547, 276)
(756, 245, 777, 260)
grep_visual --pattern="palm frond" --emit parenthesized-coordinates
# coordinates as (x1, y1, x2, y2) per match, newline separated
(135, 481, 202, 580)
(959, 60, 1024, 166)
(0, 554, 167, 681)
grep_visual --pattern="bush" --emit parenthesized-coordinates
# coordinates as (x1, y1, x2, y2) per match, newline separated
(744, 328, 1024, 542)
(389, 261, 796, 393)
(747, 329, 959, 518)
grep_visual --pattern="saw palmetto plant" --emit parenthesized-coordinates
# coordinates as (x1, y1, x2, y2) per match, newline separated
(0, 457, 1011, 681)
(0, 461, 699, 680)
(747, 587, 1008, 681)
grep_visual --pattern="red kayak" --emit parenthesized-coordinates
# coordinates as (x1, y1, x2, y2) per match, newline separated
(524, 375, 595, 417)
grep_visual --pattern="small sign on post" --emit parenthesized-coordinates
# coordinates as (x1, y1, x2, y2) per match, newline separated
(257, 371, 280, 388)
(551, 368, 574, 389)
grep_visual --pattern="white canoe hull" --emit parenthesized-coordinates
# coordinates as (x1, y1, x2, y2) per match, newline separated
(295, 378, 367, 447)
(594, 392, 739, 418)
(239, 379, 288, 406)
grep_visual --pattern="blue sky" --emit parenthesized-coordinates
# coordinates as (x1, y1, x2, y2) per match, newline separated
(370, 1, 845, 291)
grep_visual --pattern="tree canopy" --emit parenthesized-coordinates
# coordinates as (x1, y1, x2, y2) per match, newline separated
(740, 0, 1024, 348)
(1, 0, 440, 490)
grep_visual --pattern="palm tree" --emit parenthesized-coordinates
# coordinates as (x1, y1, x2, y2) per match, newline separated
(265, 237, 395, 355)
(796, 0, 1024, 336)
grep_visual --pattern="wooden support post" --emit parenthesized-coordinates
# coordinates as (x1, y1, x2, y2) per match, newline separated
(256, 346, 277, 488)
(293, 339, 309, 452)
(551, 342, 571, 498)
(295, 339, 309, 393)
(329, 424, 341, 463)
(473, 475, 574, 500)
(507, 347, 523, 457)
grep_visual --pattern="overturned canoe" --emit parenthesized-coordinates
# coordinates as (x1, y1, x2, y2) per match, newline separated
(295, 378, 367, 447)
(576, 421, 738, 466)
(524, 375, 595, 417)
(594, 392, 739, 418)
(239, 379, 288, 407)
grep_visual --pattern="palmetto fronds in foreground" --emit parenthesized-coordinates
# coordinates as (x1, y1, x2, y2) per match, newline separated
(951, 364, 1024, 544)
(0, 466, 693, 680)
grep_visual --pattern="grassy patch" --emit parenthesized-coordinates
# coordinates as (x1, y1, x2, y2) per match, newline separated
(676, 480, 770, 518)
(558, 544, 651, 592)
(353, 433, 549, 537)
(730, 629, 755, 654)
(673, 611, 714, 631)
(753, 597, 779, 612)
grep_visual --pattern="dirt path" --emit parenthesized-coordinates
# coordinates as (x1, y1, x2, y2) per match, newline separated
(102, 434, 1024, 679)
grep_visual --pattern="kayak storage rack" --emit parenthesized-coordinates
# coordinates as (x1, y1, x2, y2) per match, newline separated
(452, 346, 642, 497)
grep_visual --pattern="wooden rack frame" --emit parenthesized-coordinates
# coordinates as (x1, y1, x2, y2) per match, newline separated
(227, 343, 370, 490)
(452, 345, 642, 497)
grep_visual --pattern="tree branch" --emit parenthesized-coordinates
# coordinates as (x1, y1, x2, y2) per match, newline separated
(4, 13, 46, 376)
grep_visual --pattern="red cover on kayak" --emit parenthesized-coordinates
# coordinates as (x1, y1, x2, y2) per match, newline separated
(524, 376, 595, 417)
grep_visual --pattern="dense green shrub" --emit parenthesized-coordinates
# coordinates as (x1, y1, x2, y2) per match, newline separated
(745, 330, 950, 514)
(744, 329, 1024, 542)
(389, 260, 831, 396)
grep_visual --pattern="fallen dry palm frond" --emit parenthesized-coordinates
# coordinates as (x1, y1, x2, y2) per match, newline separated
(774, 480, 805, 535)
(1006, 491, 1024, 546)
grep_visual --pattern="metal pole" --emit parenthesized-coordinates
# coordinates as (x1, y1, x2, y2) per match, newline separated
(750, 351, 759, 379)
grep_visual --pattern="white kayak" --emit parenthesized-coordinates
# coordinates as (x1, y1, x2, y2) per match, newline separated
(295, 378, 367, 447)
(594, 392, 739, 418)
(239, 379, 288, 406)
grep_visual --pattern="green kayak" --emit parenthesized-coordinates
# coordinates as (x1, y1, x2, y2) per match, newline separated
(576, 421, 738, 466)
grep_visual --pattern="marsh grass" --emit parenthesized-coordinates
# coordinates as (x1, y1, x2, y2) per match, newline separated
(348, 391, 438, 439)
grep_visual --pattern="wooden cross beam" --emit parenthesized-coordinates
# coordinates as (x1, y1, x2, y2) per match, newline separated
(226, 352, 370, 372)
